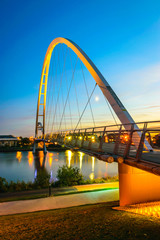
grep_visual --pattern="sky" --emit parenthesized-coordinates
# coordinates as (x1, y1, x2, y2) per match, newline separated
(1, 0, 160, 137)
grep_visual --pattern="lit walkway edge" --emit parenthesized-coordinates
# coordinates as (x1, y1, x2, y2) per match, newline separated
(0, 189, 119, 216)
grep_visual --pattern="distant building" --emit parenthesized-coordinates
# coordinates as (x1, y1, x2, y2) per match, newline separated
(0, 135, 19, 147)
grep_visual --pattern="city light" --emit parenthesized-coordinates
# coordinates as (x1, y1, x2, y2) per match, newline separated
(91, 136, 95, 142)
(123, 135, 129, 142)
(29, 136, 34, 142)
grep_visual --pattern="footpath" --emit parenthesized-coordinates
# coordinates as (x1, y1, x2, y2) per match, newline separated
(0, 182, 119, 216)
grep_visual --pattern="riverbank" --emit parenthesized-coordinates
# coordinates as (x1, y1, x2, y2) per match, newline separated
(0, 201, 160, 240)
(0, 182, 119, 202)
(0, 146, 68, 152)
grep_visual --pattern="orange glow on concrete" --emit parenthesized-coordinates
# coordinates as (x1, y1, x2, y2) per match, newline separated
(114, 201, 160, 218)
(16, 151, 22, 162)
(118, 163, 160, 206)
(28, 151, 33, 167)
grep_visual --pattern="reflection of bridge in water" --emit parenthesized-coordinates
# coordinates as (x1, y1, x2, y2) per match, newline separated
(34, 37, 160, 206)
(15, 150, 114, 181)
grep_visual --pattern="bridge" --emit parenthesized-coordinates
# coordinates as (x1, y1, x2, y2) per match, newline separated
(34, 37, 160, 206)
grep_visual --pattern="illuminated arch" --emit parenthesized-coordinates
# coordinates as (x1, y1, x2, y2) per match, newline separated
(35, 37, 152, 151)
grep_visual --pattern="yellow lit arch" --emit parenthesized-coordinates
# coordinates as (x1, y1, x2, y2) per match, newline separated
(35, 37, 152, 151)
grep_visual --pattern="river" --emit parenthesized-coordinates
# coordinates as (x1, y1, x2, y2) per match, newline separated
(0, 150, 118, 182)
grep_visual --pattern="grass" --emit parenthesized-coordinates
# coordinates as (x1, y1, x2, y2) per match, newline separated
(0, 194, 48, 203)
(0, 202, 160, 240)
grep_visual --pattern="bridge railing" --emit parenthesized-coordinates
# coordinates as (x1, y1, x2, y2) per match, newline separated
(51, 120, 160, 164)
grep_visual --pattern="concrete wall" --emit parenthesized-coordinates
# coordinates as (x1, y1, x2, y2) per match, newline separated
(118, 162, 160, 206)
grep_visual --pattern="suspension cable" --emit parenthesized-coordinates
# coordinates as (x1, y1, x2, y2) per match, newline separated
(60, 45, 67, 131)
(69, 49, 82, 129)
(74, 83, 97, 131)
(58, 56, 78, 132)
(104, 96, 119, 127)
(50, 46, 68, 135)
(80, 61, 96, 127)
(63, 47, 73, 130)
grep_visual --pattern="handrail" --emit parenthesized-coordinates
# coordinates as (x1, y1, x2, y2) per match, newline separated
(50, 120, 160, 134)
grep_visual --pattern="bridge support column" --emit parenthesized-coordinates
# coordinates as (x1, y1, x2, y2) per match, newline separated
(118, 162, 160, 206)
(33, 140, 47, 155)
(33, 141, 38, 154)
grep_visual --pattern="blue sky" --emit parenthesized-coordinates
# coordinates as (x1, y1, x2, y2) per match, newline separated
(1, 0, 160, 136)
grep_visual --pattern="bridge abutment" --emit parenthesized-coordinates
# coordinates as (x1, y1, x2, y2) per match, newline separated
(118, 162, 160, 206)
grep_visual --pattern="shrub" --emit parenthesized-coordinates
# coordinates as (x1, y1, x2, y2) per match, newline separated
(55, 165, 84, 187)
(0, 177, 8, 193)
(8, 181, 17, 192)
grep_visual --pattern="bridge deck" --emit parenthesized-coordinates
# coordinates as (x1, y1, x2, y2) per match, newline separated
(49, 121, 160, 175)
(141, 149, 160, 164)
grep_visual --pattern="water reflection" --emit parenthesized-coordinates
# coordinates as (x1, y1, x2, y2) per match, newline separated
(0, 150, 118, 182)
(90, 156, 95, 180)
(67, 150, 72, 168)
(28, 151, 34, 167)
(33, 151, 51, 182)
(48, 152, 53, 167)
(79, 152, 84, 171)
(89, 172, 94, 180)
(34, 151, 46, 170)
(33, 150, 118, 182)
(16, 151, 22, 162)
(92, 157, 95, 172)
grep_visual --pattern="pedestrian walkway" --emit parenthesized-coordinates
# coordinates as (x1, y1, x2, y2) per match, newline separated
(0, 187, 119, 216)
(0, 182, 119, 201)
